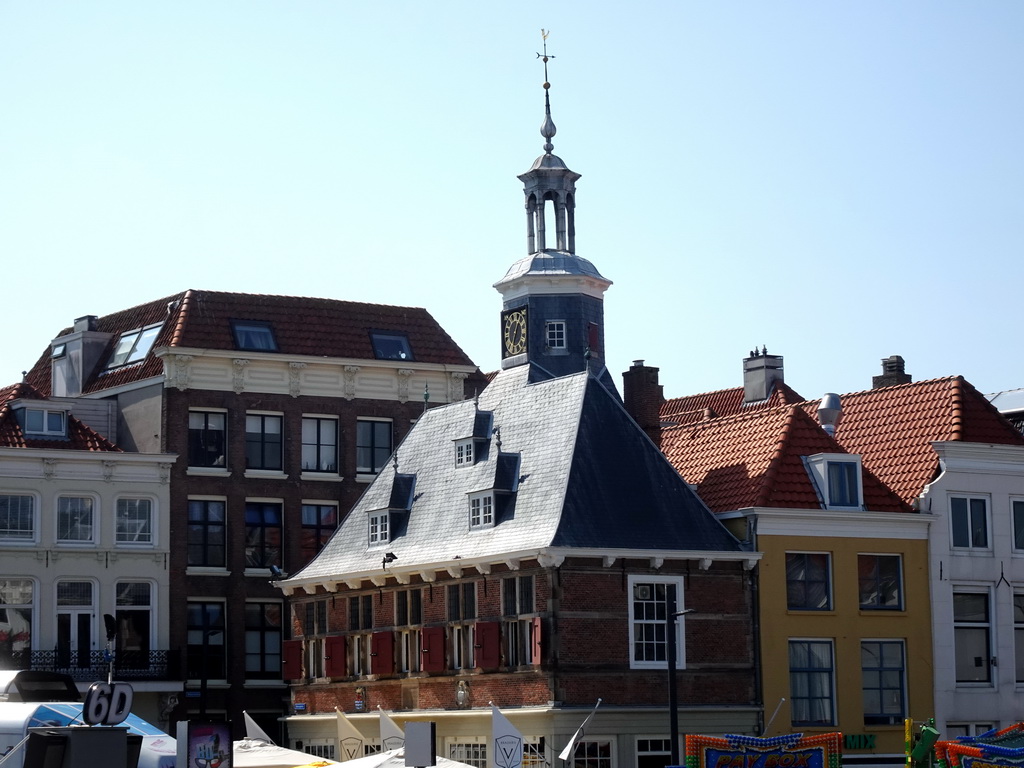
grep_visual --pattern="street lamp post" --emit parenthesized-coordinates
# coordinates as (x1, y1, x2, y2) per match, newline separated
(667, 595, 694, 767)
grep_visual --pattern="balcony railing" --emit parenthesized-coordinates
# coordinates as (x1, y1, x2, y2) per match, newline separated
(1, 650, 181, 682)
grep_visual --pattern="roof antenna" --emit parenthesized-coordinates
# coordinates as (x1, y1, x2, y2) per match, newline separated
(392, 451, 399, 473)
(537, 30, 557, 155)
(423, 382, 430, 414)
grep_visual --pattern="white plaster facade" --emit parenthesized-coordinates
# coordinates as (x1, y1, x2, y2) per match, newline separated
(0, 446, 178, 726)
(922, 441, 1024, 735)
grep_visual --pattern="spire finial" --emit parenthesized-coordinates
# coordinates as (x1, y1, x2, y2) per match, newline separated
(537, 30, 557, 154)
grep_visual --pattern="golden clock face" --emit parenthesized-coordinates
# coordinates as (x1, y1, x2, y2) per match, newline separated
(502, 308, 528, 358)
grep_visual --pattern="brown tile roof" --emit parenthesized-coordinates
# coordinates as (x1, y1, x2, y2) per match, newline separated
(661, 381, 805, 426)
(820, 377, 1024, 505)
(661, 404, 908, 513)
(0, 382, 120, 452)
(25, 290, 477, 396)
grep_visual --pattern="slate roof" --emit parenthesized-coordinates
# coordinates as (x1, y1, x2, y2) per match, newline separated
(661, 381, 805, 427)
(287, 366, 745, 587)
(817, 377, 1024, 505)
(661, 404, 908, 513)
(25, 290, 477, 397)
(0, 382, 120, 451)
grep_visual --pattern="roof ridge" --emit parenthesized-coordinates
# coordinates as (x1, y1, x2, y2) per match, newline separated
(662, 400, 797, 433)
(754, 406, 801, 507)
(949, 376, 966, 441)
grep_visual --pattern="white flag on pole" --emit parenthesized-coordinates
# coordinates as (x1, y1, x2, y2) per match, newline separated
(558, 699, 602, 762)
(336, 708, 366, 762)
(243, 711, 274, 744)
(491, 703, 524, 768)
(379, 706, 406, 750)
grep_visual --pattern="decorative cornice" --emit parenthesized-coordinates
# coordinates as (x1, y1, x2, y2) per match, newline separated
(288, 362, 307, 398)
(343, 366, 361, 400)
(232, 359, 250, 394)
(171, 355, 194, 391)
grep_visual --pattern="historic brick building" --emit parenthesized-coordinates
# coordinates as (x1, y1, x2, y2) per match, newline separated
(278, 68, 759, 768)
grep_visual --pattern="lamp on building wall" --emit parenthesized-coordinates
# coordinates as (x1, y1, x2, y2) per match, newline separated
(456, 680, 469, 708)
(667, 605, 695, 766)
(382, 552, 397, 569)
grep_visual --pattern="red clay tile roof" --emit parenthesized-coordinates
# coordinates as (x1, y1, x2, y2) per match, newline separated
(819, 377, 1024, 505)
(0, 382, 120, 451)
(661, 404, 908, 513)
(661, 381, 805, 426)
(25, 290, 477, 396)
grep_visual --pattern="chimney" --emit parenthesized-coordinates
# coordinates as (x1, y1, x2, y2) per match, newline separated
(743, 347, 784, 404)
(817, 393, 842, 436)
(51, 315, 113, 398)
(872, 355, 912, 389)
(622, 360, 664, 447)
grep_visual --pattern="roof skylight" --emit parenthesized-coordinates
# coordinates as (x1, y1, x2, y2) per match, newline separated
(106, 323, 162, 369)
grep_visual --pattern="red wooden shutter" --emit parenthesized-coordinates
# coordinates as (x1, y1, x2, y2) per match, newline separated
(475, 621, 501, 670)
(529, 616, 542, 665)
(282, 639, 303, 681)
(420, 626, 446, 672)
(370, 631, 395, 675)
(325, 635, 347, 678)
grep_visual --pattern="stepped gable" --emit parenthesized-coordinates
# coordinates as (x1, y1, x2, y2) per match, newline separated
(662, 381, 804, 426)
(290, 366, 743, 586)
(24, 289, 477, 396)
(661, 403, 908, 514)
(820, 376, 1024, 506)
(0, 381, 119, 451)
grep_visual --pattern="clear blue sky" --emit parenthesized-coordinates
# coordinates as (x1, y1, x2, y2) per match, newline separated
(3, 2, 1023, 403)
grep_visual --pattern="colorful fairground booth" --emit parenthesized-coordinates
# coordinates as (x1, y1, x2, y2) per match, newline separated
(684, 733, 844, 768)
(934, 723, 1024, 768)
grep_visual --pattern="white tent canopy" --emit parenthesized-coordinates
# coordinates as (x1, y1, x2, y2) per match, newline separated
(233, 737, 340, 768)
(336, 747, 475, 768)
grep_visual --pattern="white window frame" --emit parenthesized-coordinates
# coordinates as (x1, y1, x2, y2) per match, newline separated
(0, 494, 38, 543)
(545, 320, 567, 350)
(1015, 592, 1024, 684)
(951, 495, 991, 550)
(23, 407, 67, 436)
(114, 580, 155, 662)
(468, 492, 494, 529)
(368, 510, 390, 545)
(188, 408, 229, 472)
(566, 738, 616, 768)
(945, 723, 996, 739)
(356, 418, 394, 478)
(301, 415, 340, 475)
(0, 578, 36, 656)
(106, 323, 162, 369)
(805, 454, 863, 510)
(55, 494, 98, 545)
(455, 439, 474, 467)
(1013, 498, 1024, 552)
(244, 411, 284, 475)
(627, 574, 685, 670)
(445, 738, 488, 768)
(116, 496, 155, 546)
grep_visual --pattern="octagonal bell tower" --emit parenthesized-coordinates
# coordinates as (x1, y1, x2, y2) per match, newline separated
(494, 34, 612, 378)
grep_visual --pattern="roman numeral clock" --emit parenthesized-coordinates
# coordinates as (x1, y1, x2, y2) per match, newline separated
(501, 307, 528, 360)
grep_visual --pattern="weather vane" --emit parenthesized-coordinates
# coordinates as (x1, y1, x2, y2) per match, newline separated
(537, 29, 555, 83)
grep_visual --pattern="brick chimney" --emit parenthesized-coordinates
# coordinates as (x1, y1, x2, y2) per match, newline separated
(622, 360, 664, 447)
(872, 355, 912, 389)
(743, 348, 784, 404)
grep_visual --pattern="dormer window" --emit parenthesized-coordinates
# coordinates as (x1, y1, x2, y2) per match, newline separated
(369, 511, 390, 545)
(455, 439, 474, 467)
(232, 320, 278, 352)
(107, 323, 161, 368)
(24, 408, 66, 437)
(805, 453, 863, 510)
(469, 492, 494, 529)
(370, 332, 413, 361)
